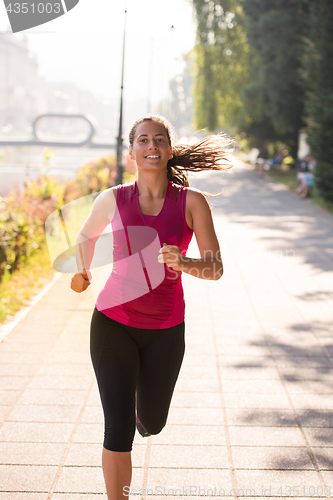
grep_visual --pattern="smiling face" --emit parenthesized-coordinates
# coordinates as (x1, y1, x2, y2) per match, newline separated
(129, 120, 173, 173)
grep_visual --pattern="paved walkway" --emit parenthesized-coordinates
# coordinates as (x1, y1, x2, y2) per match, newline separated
(0, 162, 333, 499)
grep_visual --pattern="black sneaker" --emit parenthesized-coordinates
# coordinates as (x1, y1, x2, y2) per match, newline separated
(136, 416, 151, 437)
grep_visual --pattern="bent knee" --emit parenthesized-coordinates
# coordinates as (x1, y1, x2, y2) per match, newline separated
(144, 420, 167, 436)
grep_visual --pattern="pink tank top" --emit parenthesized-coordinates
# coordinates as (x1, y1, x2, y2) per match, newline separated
(95, 180, 193, 328)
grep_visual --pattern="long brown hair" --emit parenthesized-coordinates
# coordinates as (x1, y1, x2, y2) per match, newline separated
(128, 115, 234, 189)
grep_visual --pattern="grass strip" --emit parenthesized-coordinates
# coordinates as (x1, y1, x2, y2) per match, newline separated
(265, 167, 298, 191)
(256, 165, 333, 215)
(0, 244, 55, 324)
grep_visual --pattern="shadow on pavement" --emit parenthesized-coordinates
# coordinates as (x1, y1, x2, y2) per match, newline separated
(191, 169, 333, 275)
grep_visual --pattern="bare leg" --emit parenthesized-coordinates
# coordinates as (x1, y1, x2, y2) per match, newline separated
(300, 183, 308, 199)
(258, 159, 265, 176)
(102, 448, 132, 500)
(298, 179, 308, 199)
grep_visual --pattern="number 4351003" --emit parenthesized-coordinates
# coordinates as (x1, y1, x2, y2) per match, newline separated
(6, 3, 61, 14)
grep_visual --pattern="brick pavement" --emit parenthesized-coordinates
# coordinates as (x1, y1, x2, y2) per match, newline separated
(0, 162, 332, 499)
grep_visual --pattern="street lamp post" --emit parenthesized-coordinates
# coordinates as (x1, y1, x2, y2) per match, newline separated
(147, 36, 154, 114)
(115, 6, 128, 186)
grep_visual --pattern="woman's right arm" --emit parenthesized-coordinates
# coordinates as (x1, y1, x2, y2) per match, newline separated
(70, 187, 117, 293)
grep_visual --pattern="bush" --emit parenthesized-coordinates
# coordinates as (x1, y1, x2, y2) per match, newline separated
(314, 161, 333, 203)
(63, 155, 117, 202)
(0, 176, 65, 282)
(0, 154, 118, 283)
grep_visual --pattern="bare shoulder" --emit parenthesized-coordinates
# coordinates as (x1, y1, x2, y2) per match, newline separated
(94, 186, 117, 206)
(92, 186, 118, 222)
(98, 185, 117, 200)
(186, 187, 210, 212)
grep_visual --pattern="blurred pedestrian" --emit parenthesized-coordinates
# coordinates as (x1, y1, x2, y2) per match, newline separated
(266, 143, 287, 169)
(257, 141, 269, 177)
(296, 154, 315, 199)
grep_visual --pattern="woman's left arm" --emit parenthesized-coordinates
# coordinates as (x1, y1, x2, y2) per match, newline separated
(158, 190, 223, 280)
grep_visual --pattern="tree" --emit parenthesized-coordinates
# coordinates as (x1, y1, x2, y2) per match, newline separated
(191, 0, 309, 156)
(241, 0, 308, 157)
(169, 52, 196, 137)
(192, 0, 262, 133)
(302, 0, 333, 202)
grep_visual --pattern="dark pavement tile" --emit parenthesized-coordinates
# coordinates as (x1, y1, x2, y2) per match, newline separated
(290, 393, 333, 410)
(225, 408, 298, 427)
(217, 355, 276, 368)
(231, 446, 314, 470)
(274, 356, 332, 368)
(311, 447, 333, 471)
(228, 426, 305, 447)
(302, 427, 333, 447)
(297, 409, 333, 428)
(283, 379, 333, 394)
(234, 470, 324, 496)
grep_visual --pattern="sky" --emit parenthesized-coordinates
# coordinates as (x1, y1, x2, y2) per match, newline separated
(0, 0, 197, 108)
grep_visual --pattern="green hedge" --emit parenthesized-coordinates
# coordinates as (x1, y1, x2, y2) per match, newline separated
(314, 161, 333, 203)
(0, 155, 116, 283)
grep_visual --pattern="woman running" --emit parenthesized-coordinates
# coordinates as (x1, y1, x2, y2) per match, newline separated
(70, 115, 232, 499)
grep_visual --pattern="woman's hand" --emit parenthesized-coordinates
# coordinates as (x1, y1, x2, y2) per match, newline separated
(70, 270, 91, 293)
(158, 244, 184, 271)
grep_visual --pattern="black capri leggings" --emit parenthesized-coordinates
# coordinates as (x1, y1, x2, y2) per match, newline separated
(90, 308, 185, 452)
